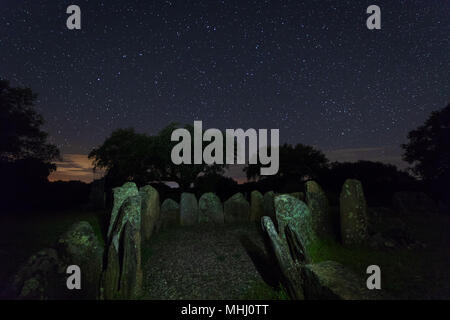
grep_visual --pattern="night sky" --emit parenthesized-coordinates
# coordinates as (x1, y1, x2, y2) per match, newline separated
(1, 0, 449, 182)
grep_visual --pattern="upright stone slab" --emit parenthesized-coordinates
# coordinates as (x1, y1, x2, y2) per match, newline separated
(290, 192, 305, 202)
(107, 182, 139, 239)
(250, 190, 264, 222)
(305, 181, 333, 238)
(139, 185, 160, 241)
(160, 199, 180, 230)
(340, 179, 369, 245)
(56, 221, 104, 299)
(198, 192, 224, 224)
(224, 192, 250, 223)
(102, 194, 142, 299)
(263, 191, 276, 218)
(180, 193, 199, 226)
(274, 194, 317, 253)
(119, 221, 143, 299)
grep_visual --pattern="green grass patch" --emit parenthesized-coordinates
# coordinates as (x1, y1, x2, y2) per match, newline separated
(240, 280, 290, 300)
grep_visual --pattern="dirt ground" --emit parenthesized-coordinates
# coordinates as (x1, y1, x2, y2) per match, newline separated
(141, 223, 283, 299)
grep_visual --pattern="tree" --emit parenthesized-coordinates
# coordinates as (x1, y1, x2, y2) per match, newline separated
(402, 104, 450, 200)
(89, 123, 226, 189)
(244, 143, 329, 182)
(0, 80, 60, 210)
(0, 80, 59, 163)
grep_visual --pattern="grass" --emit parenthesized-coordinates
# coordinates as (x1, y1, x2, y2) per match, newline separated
(239, 280, 290, 300)
(306, 211, 450, 299)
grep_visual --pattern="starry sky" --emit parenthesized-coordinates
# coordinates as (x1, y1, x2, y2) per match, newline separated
(1, 0, 449, 182)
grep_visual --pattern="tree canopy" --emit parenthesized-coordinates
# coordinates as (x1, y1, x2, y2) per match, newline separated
(244, 143, 329, 181)
(402, 104, 450, 199)
(89, 123, 226, 189)
(0, 80, 59, 164)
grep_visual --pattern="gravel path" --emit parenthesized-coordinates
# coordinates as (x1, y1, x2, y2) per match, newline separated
(141, 223, 279, 299)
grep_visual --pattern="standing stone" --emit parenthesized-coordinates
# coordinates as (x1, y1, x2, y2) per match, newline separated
(261, 217, 304, 300)
(119, 221, 143, 299)
(160, 199, 180, 230)
(56, 221, 104, 299)
(290, 192, 305, 202)
(250, 191, 264, 222)
(340, 179, 369, 245)
(102, 194, 142, 299)
(263, 191, 276, 218)
(274, 195, 317, 253)
(139, 185, 160, 241)
(224, 193, 250, 223)
(198, 192, 224, 224)
(107, 182, 139, 239)
(305, 181, 333, 238)
(180, 193, 199, 226)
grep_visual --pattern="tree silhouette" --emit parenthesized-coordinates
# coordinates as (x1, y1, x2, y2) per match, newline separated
(244, 143, 329, 182)
(0, 80, 60, 210)
(89, 123, 226, 189)
(402, 104, 450, 200)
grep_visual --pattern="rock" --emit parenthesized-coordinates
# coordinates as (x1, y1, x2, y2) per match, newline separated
(305, 181, 334, 238)
(102, 242, 120, 300)
(340, 179, 369, 246)
(107, 182, 139, 239)
(102, 195, 142, 299)
(263, 191, 276, 219)
(160, 199, 180, 230)
(261, 217, 304, 300)
(250, 191, 264, 222)
(11, 248, 64, 300)
(274, 194, 317, 253)
(56, 221, 103, 299)
(393, 191, 438, 215)
(290, 192, 305, 202)
(224, 193, 250, 223)
(301, 261, 386, 300)
(180, 193, 199, 226)
(198, 192, 224, 224)
(119, 221, 143, 299)
(110, 194, 142, 251)
(139, 185, 160, 241)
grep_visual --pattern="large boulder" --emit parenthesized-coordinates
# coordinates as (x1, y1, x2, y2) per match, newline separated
(11, 248, 63, 300)
(160, 199, 180, 230)
(392, 191, 438, 215)
(224, 193, 250, 223)
(305, 181, 334, 238)
(250, 191, 264, 222)
(198, 193, 224, 224)
(263, 191, 276, 219)
(180, 193, 199, 226)
(139, 185, 160, 241)
(56, 221, 104, 299)
(107, 182, 139, 239)
(274, 195, 317, 254)
(301, 261, 386, 300)
(340, 179, 369, 245)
